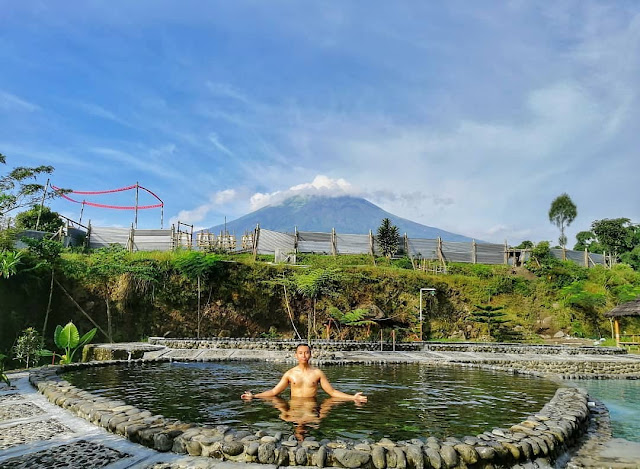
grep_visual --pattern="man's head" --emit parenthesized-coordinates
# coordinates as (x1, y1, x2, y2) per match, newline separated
(295, 343, 312, 363)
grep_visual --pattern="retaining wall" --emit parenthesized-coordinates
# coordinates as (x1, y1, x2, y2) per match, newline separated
(29, 358, 593, 468)
(147, 337, 625, 356)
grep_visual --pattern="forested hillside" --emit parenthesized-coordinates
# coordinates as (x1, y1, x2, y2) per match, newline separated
(2, 239, 640, 362)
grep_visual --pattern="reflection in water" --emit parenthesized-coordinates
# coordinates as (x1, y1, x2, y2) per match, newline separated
(261, 396, 355, 440)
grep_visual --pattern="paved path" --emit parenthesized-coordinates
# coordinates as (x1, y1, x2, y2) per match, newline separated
(0, 372, 278, 469)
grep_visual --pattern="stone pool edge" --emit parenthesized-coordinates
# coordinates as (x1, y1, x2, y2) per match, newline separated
(29, 358, 592, 469)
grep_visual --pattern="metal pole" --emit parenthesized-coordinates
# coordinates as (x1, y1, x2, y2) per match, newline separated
(134, 181, 139, 229)
(35, 178, 50, 231)
(161, 204, 164, 229)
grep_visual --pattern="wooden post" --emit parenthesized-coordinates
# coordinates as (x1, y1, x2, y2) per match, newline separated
(127, 224, 135, 252)
(436, 237, 446, 271)
(504, 240, 508, 264)
(171, 224, 176, 250)
(392, 329, 396, 351)
(252, 224, 260, 260)
(472, 239, 477, 264)
(294, 226, 299, 255)
(584, 248, 589, 268)
(134, 181, 139, 229)
(86, 221, 92, 249)
(369, 230, 375, 257)
(562, 246, 567, 261)
(614, 318, 621, 347)
(161, 204, 164, 229)
(380, 329, 383, 351)
(35, 178, 50, 231)
(331, 228, 337, 257)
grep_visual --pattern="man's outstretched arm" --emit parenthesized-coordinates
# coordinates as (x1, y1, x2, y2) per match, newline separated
(241, 374, 290, 399)
(319, 371, 367, 402)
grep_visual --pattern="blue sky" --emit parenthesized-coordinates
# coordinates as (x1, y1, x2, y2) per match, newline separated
(1, 1, 639, 244)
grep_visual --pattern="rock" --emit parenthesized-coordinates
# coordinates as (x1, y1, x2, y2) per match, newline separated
(406, 444, 424, 469)
(295, 446, 308, 465)
(223, 440, 245, 456)
(303, 440, 321, 449)
(553, 331, 566, 338)
(246, 441, 260, 456)
(475, 446, 495, 460)
(153, 432, 174, 452)
(261, 435, 278, 443)
(394, 447, 407, 469)
(333, 449, 372, 468)
(424, 447, 442, 469)
(186, 440, 202, 456)
(454, 444, 478, 465)
(316, 445, 327, 468)
(258, 442, 277, 464)
(282, 440, 298, 447)
(439, 445, 458, 468)
(372, 445, 386, 469)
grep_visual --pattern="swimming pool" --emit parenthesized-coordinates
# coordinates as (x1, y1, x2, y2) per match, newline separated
(63, 361, 559, 441)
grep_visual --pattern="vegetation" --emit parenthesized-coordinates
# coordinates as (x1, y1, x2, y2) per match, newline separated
(548, 193, 577, 249)
(13, 327, 43, 368)
(39, 321, 97, 365)
(15, 205, 64, 233)
(469, 305, 509, 341)
(0, 153, 67, 220)
(377, 218, 400, 258)
(0, 354, 10, 386)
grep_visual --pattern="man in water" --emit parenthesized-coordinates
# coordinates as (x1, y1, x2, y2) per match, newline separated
(241, 343, 367, 402)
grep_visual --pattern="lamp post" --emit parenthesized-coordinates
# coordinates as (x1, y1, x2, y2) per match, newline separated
(419, 288, 436, 341)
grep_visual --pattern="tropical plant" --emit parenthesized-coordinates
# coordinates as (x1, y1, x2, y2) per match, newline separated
(0, 249, 23, 278)
(548, 193, 577, 249)
(39, 321, 97, 365)
(13, 327, 43, 368)
(0, 353, 10, 386)
(377, 218, 400, 258)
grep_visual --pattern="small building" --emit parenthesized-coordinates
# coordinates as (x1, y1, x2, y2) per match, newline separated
(605, 297, 640, 348)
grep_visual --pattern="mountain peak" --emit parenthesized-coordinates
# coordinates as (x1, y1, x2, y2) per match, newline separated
(206, 195, 474, 241)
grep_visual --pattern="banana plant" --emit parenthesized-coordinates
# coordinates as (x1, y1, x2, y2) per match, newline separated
(0, 353, 10, 386)
(39, 322, 97, 365)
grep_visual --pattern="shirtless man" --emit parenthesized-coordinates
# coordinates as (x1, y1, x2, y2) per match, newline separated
(241, 344, 367, 402)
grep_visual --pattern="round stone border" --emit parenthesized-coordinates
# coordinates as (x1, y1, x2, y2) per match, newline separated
(29, 357, 593, 469)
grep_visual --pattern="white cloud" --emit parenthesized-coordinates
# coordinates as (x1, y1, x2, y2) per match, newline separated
(169, 189, 240, 227)
(0, 91, 40, 112)
(249, 175, 360, 210)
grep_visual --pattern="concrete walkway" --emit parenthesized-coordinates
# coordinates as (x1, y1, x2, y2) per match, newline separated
(0, 372, 277, 469)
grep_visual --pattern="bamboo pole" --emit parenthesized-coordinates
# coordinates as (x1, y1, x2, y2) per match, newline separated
(472, 239, 477, 264)
(614, 318, 621, 347)
(331, 228, 337, 257)
(35, 178, 50, 231)
(54, 278, 110, 340)
(134, 181, 139, 229)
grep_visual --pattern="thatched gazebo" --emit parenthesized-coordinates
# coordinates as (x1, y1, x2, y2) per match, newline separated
(605, 297, 640, 347)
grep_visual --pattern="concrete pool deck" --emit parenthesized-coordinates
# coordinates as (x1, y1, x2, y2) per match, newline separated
(3, 343, 640, 468)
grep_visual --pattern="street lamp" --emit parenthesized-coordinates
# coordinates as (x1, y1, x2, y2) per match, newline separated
(419, 288, 436, 341)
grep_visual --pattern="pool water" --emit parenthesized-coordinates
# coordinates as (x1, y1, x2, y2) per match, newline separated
(566, 379, 640, 443)
(63, 362, 558, 441)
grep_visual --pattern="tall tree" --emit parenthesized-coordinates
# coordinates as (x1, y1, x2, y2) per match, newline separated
(548, 193, 577, 249)
(377, 218, 400, 258)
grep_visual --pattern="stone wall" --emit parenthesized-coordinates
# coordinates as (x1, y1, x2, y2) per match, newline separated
(29, 359, 593, 468)
(147, 337, 625, 356)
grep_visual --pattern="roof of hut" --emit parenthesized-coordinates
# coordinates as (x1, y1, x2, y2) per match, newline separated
(605, 297, 640, 317)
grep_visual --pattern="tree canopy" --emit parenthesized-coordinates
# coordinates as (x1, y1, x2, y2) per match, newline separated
(0, 153, 57, 218)
(15, 205, 64, 233)
(548, 193, 577, 249)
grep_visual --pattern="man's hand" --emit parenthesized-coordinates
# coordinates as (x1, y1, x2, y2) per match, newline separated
(241, 390, 254, 400)
(353, 392, 367, 403)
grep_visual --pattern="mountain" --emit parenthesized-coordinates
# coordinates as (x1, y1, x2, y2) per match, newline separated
(205, 195, 476, 242)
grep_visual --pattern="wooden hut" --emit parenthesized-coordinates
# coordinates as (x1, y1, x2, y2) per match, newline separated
(605, 297, 640, 347)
